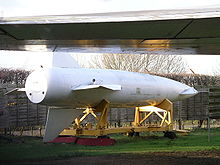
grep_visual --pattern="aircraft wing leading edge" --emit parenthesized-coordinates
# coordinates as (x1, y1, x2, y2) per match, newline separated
(1, 8, 220, 54)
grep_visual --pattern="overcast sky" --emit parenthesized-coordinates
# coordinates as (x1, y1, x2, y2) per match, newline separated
(1, 0, 220, 17)
(0, 0, 220, 75)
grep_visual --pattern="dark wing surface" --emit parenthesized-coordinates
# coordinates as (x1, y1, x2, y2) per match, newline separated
(1, 8, 220, 54)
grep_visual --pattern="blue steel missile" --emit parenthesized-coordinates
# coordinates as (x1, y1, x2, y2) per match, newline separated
(25, 67, 198, 108)
(8, 53, 198, 142)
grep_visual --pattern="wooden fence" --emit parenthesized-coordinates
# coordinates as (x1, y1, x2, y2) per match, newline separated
(174, 88, 209, 120)
(0, 85, 218, 131)
(0, 85, 48, 130)
(209, 87, 220, 119)
(0, 87, 8, 129)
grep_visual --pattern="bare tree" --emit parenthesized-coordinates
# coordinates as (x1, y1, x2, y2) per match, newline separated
(146, 55, 187, 74)
(0, 68, 30, 85)
(212, 60, 220, 76)
(155, 73, 220, 86)
(90, 53, 188, 74)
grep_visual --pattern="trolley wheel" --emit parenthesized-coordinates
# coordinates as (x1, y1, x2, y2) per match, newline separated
(164, 131, 177, 139)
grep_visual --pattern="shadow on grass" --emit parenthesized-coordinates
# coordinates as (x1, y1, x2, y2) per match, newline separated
(0, 128, 220, 162)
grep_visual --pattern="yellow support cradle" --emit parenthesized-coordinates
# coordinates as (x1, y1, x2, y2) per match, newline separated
(60, 99, 174, 137)
(133, 99, 173, 130)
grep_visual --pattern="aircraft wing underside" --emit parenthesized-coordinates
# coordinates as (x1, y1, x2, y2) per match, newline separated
(1, 8, 220, 54)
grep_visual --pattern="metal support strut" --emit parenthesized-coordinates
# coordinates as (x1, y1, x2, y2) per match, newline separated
(133, 99, 173, 130)
(60, 99, 174, 137)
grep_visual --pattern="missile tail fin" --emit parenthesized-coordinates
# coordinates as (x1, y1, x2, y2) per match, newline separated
(52, 52, 80, 68)
(43, 108, 83, 142)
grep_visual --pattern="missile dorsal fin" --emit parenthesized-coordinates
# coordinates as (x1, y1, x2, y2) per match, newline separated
(52, 52, 80, 68)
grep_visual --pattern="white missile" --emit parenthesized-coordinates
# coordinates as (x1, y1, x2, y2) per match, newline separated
(25, 66, 198, 107)
(24, 53, 198, 107)
(7, 53, 198, 141)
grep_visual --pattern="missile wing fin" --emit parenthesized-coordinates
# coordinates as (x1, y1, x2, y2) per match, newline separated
(43, 108, 83, 142)
(4, 88, 26, 95)
(73, 84, 121, 91)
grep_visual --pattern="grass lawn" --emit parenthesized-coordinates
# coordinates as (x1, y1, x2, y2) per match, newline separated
(0, 128, 220, 161)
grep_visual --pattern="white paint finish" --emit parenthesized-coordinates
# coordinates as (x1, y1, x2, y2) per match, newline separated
(73, 84, 121, 91)
(179, 87, 199, 100)
(23, 54, 198, 142)
(25, 69, 48, 103)
(43, 108, 83, 142)
(52, 52, 81, 68)
(25, 67, 197, 107)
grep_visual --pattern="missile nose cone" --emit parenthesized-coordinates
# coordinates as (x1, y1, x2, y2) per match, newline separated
(179, 87, 198, 99)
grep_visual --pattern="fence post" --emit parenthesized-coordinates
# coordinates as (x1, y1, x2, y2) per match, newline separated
(208, 117, 211, 142)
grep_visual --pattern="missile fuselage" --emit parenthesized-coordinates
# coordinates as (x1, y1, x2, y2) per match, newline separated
(25, 67, 197, 108)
